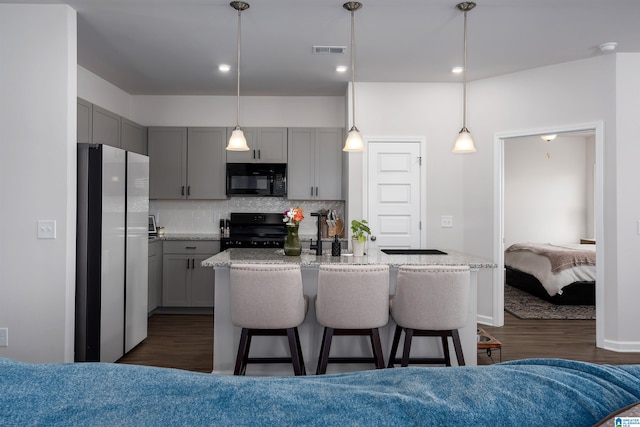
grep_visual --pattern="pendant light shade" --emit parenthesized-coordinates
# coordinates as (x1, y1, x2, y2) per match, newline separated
(226, 1, 250, 151)
(343, 2, 365, 152)
(452, 2, 476, 154)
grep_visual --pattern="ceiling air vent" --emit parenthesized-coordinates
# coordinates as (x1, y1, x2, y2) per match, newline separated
(313, 46, 347, 55)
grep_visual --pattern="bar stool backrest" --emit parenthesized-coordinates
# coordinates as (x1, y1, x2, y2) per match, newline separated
(393, 265, 470, 331)
(230, 263, 306, 329)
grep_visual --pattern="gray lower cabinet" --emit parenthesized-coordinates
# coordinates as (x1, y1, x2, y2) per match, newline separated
(148, 127, 226, 199)
(226, 127, 287, 163)
(148, 240, 163, 313)
(162, 240, 219, 307)
(287, 127, 343, 200)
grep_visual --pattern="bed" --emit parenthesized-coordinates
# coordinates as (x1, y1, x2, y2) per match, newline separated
(1, 357, 640, 426)
(505, 242, 596, 305)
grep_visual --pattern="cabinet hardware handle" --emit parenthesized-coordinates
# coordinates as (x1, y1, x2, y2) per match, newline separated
(191, 259, 195, 269)
(258, 149, 261, 159)
(310, 186, 314, 196)
(315, 187, 318, 196)
(181, 186, 185, 196)
(253, 150, 256, 160)
(187, 186, 191, 196)
(187, 259, 190, 269)
(185, 246, 197, 250)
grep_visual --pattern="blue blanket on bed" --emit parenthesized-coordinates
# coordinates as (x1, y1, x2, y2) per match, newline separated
(1, 357, 639, 426)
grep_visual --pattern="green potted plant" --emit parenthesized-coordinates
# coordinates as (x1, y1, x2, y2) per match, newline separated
(350, 219, 371, 256)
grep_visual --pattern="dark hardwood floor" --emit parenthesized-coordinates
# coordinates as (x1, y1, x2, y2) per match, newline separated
(117, 312, 640, 373)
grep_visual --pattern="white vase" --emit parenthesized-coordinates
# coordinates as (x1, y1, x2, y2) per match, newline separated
(352, 239, 365, 257)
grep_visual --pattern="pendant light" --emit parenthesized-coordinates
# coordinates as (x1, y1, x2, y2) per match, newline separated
(452, 2, 477, 153)
(226, 1, 250, 151)
(343, 2, 365, 152)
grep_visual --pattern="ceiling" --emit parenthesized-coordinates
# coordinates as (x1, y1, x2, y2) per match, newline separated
(6, 0, 640, 96)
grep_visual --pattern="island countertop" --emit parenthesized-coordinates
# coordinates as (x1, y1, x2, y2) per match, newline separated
(201, 247, 496, 269)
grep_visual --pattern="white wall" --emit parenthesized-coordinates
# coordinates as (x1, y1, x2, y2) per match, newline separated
(78, 66, 133, 120)
(504, 135, 590, 248)
(347, 82, 465, 251)
(0, 4, 77, 362)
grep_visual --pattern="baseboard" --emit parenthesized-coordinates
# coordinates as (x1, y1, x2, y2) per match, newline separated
(476, 314, 494, 326)
(602, 339, 640, 353)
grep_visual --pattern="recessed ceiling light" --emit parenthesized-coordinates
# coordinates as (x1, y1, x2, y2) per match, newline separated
(336, 66, 348, 73)
(218, 64, 231, 72)
(452, 66, 464, 74)
(541, 134, 557, 142)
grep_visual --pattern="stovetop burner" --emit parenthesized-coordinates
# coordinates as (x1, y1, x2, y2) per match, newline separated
(221, 212, 287, 250)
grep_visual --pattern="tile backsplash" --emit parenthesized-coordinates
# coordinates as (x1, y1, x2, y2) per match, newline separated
(150, 198, 345, 237)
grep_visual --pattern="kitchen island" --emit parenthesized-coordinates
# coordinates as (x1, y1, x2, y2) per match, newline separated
(202, 248, 496, 375)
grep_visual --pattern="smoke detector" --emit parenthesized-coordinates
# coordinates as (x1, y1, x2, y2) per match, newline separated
(599, 42, 618, 52)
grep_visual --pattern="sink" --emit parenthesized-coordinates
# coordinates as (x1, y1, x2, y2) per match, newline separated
(381, 249, 447, 255)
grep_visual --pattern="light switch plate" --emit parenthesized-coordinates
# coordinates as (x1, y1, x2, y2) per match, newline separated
(37, 220, 56, 239)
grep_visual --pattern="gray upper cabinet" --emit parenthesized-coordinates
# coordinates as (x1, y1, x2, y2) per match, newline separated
(226, 127, 287, 163)
(287, 127, 343, 200)
(148, 127, 226, 200)
(187, 127, 227, 199)
(77, 98, 92, 143)
(121, 118, 147, 155)
(92, 105, 121, 148)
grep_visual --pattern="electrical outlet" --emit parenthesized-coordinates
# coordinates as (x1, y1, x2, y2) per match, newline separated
(441, 216, 453, 228)
(37, 220, 56, 239)
(0, 328, 8, 347)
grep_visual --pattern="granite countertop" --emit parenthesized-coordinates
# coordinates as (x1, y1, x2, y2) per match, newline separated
(201, 247, 496, 269)
(149, 233, 220, 243)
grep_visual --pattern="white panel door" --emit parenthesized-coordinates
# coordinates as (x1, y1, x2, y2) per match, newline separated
(367, 141, 422, 248)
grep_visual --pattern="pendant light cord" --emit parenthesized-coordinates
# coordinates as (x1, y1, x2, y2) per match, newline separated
(236, 7, 242, 128)
(350, 9, 357, 131)
(462, 9, 468, 129)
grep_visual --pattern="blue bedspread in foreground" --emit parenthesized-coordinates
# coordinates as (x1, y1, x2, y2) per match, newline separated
(2, 357, 640, 426)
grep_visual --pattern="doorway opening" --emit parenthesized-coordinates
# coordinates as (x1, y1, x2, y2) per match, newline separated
(493, 122, 604, 348)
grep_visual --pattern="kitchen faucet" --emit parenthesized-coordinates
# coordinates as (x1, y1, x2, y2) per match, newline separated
(310, 212, 327, 255)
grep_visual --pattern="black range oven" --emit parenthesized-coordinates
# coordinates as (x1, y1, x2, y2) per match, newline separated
(220, 212, 287, 250)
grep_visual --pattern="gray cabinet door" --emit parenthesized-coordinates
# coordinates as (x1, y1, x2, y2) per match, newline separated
(121, 118, 147, 155)
(287, 128, 316, 199)
(92, 105, 121, 148)
(148, 240, 162, 313)
(162, 254, 190, 306)
(288, 127, 343, 200)
(187, 127, 227, 199)
(226, 127, 286, 163)
(315, 128, 343, 200)
(190, 254, 215, 307)
(77, 98, 92, 143)
(148, 127, 187, 199)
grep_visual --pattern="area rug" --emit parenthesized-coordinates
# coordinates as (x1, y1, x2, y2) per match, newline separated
(504, 284, 595, 320)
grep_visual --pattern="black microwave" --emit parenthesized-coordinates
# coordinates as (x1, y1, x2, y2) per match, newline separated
(226, 163, 287, 197)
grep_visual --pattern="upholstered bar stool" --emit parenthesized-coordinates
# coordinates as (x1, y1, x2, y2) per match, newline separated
(388, 265, 470, 368)
(229, 264, 308, 376)
(315, 264, 390, 375)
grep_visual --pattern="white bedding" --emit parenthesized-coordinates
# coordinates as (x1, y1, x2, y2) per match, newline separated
(505, 243, 596, 297)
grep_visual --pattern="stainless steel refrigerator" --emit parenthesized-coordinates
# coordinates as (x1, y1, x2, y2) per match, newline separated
(75, 144, 149, 362)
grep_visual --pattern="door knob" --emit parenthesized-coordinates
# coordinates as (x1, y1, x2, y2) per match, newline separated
(370, 235, 377, 241)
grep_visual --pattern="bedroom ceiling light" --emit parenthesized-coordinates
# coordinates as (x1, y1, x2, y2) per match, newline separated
(452, 2, 477, 154)
(226, 1, 250, 151)
(343, 2, 365, 152)
(541, 134, 557, 142)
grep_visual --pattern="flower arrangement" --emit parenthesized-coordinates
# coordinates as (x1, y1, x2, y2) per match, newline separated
(283, 207, 304, 226)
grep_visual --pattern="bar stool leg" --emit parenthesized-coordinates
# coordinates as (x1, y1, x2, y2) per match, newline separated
(401, 328, 414, 367)
(370, 328, 385, 369)
(294, 327, 306, 375)
(451, 329, 465, 366)
(234, 328, 250, 375)
(441, 333, 452, 367)
(316, 327, 334, 375)
(387, 325, 402, 368)
(287, 328, 304, 376)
